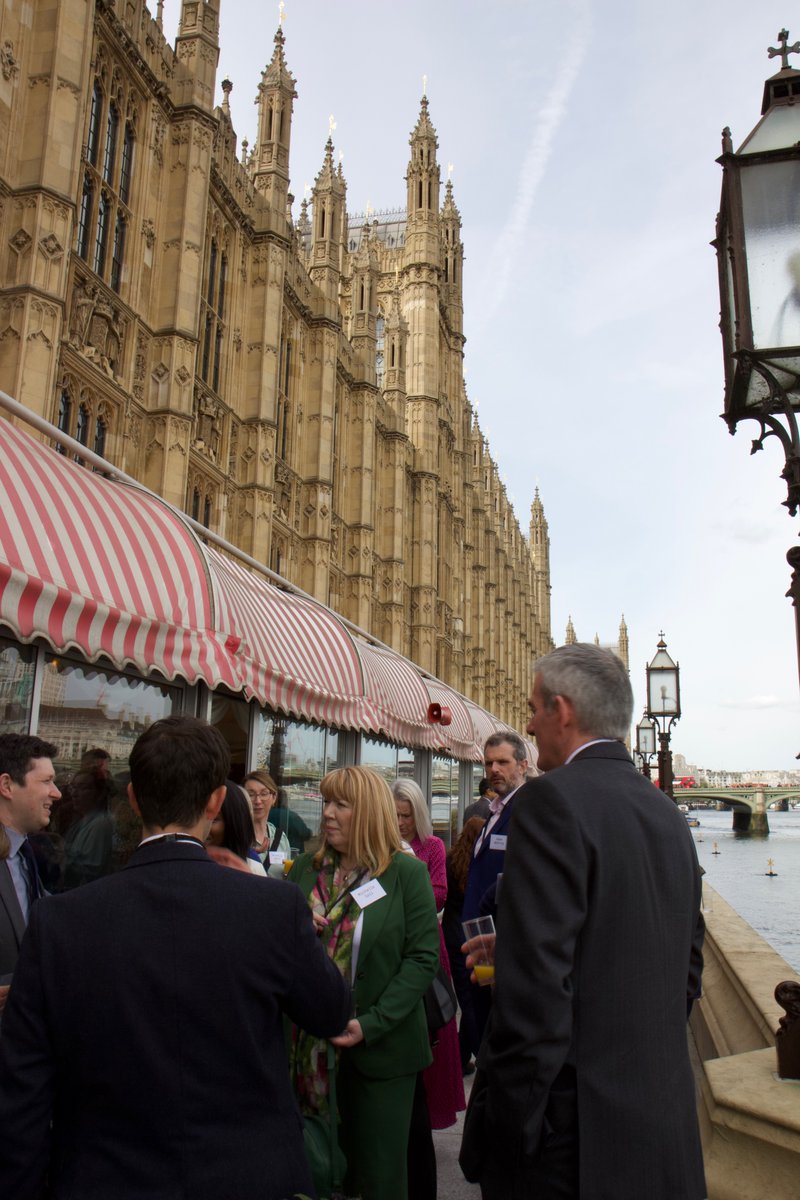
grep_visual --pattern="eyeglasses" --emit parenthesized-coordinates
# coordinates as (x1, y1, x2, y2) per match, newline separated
(245, 789, 275, 801)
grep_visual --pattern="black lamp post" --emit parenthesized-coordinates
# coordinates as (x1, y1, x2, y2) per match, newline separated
(714, 28, 800, 712)
(635, 712, 657, 780)
(646, 635, 681, 800)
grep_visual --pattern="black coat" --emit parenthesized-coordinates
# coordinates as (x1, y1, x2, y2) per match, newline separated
(0, 837, 351, 1200)
(461, 741, 706, 1200)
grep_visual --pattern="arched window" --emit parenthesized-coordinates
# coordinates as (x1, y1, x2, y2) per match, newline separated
(191, 488, 201, 522)
(203, 495, 212, 528)
(119, 124, 134, 205)
(56, 390, 72, 455)
(81, 79, 134, 290)
(87, 81, 102, 166)
(77, 176, 93, 261)
(93, 193, 110, 275)
(76, 404, 89, 446)
(94, 415, 107, 458)
(110, 213, 126, 292)
(103, 103, 119, 184)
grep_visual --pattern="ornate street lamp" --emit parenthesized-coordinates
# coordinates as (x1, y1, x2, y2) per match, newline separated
(645, 634, 681, 799)
(714, 28, 800, 703)
(635, 711, 657, 780)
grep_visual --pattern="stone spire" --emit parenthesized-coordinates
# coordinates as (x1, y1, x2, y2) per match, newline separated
(406, 95, 441, 222)
(252, 26, 297, 210)
(529, 488, 551, 643)
(310, 137, 347, 301)
(440, 176, 464, 335)
(565, 616, 576, 644)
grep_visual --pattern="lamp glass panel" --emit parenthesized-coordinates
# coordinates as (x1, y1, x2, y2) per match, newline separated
(740, 158, 800, 351)
(637, 724, 656, 755)
(648, 669, 678, 717)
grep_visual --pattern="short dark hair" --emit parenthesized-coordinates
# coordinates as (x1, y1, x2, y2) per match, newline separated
(478, 777, 491, 796)
(217, 781, 256, 861)
(129, 716, 230, 829)
(0, 734, 59, 785)
(484, 731, 528, 765)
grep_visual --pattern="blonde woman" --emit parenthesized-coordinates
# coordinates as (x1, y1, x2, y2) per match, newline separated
(288, 766, 439, 1200)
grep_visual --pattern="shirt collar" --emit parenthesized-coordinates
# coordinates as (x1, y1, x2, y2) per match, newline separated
(564, 738, 617, 765)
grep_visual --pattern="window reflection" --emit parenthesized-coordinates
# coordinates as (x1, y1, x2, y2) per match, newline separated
(34, 655, 178, 890)
(432, 755, 458, 849)
(254, 713, 343, 847)
(360, 736, 415, 784)
(0, 636, 36, 733)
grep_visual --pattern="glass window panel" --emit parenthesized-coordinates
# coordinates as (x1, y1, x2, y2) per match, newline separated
(0, 636, 36, 733)
(254, 714, 332, 845)
(35, 656, 178, 890)
(432, 755, 458, 849)
(741, 159, 800, 349)
(208, 692, 250, 780)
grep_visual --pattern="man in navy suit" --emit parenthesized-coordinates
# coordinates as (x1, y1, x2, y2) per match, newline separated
(460, 644, 705, 1199)
(0, 734, 60, 1017)
(0, 715, 351, 1200)
(461, 732, 530, 1049)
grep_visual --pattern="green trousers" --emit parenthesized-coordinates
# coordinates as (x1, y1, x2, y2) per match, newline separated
(336, 1058, 417, 1200)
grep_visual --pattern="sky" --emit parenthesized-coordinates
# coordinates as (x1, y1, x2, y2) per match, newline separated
(162, 0, 800, 771)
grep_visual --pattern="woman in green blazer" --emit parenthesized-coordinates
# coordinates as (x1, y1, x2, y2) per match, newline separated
(289, 766, 439, 1200)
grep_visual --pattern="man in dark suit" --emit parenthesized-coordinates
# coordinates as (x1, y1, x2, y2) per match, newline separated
(461, 732, 530, 1052)
(460, 643, 706, 1200)
(0, 715, 351, 1200)
(0, 734, 60, 1017)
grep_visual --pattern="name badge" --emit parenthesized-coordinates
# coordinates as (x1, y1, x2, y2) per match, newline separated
(268, 851, 286, 866)
(490, 834, 507, 851)
(351, 878, 387, 908)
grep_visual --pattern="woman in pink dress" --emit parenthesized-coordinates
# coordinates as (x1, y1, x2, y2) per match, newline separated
(392, 778, 466, 1130)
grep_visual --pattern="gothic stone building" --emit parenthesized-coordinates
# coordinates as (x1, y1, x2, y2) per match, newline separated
(0, 0, 552, 725)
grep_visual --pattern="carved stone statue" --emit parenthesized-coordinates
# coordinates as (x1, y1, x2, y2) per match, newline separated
(775, 980, 800, 1080)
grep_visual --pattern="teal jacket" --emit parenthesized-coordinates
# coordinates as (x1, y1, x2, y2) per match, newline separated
(290, 850, 439, 1078)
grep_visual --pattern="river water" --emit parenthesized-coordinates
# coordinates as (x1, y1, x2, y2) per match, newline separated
(690, 808, 800, 973)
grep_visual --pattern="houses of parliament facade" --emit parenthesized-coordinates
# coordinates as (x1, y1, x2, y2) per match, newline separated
(0, 0, 554, 724)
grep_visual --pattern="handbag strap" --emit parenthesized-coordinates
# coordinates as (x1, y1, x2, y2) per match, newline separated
(270, 823, 283, 852)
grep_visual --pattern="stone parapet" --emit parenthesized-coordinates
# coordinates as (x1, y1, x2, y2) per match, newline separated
(691, 884, 800, 1199)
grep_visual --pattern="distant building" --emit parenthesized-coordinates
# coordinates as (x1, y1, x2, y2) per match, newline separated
(564, 615, 630, 673)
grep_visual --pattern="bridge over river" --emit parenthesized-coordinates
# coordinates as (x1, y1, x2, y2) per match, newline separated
(677, 788, 800, 833)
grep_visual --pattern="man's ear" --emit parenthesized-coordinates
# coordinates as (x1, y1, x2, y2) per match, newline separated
(127, 781, 141, 818)
(204, 784, 226, 823)
(0, 772, 13, 803)
(553, 693, 577, 729)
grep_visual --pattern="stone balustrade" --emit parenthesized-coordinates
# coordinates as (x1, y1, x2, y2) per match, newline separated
(691, 884, 800, 1198)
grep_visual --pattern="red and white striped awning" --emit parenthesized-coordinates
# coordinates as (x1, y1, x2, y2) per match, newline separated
(0, 420, 375, 728)
(0, 416, 535, 760)
(463, 698, 538, 771)
(355, 640, 440, 750)
(206, 547, 378, 729)
(421, 678, 482, 761)
(0, 419, 242, 691)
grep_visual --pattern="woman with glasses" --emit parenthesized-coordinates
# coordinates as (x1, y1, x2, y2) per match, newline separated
(243, 771, 291, 878)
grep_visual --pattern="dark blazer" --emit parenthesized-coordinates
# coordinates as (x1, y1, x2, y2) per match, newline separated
(0, 838, 351, 1200)
(461, 742, 706, 1200)
(461, 794, 517, 923)
(0, 858, 26, 981)
(291, 850, 440, 1079)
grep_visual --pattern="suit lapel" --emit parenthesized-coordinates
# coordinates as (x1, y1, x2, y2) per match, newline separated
(475, 796, 514, 859)
(0, 859, 26, 945)
(354, 857, 399, 971)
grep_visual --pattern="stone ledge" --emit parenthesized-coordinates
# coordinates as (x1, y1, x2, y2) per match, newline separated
(700, 1048, 800, 1200)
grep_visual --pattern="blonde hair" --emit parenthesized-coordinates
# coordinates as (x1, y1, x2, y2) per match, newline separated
(390, 777, 433, 842)
(314, 766, 401, 877)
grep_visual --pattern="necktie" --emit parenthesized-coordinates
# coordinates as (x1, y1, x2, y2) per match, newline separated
(18, 838, 42, 909)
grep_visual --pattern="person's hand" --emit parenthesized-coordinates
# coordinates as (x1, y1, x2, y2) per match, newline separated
(461, 932, 496, 984)
(206, 846, 253, 874)
(311, 910, 329, 935)
(0, 984, 9, 1013)
(330, 1019, 364, 1049)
